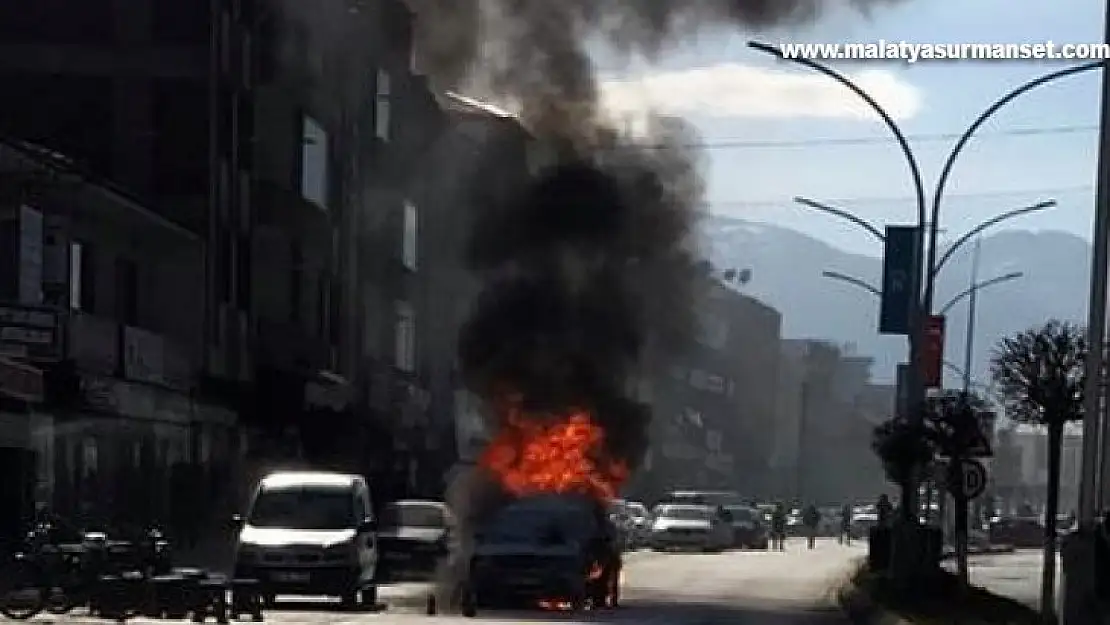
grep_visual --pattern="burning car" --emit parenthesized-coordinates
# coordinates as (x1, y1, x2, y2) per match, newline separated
(460, 493, 620, 614)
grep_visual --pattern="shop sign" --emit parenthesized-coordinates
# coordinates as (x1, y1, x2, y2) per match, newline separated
(0, 304, 61, 362)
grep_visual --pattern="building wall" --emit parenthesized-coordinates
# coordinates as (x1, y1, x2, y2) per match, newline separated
(418, 95, 540, 486)
(770, 341, 806, 495)
(709, 283, 781, 496)
(0, 0, 433, 522)
(0, 143, 237, 541)
(772, 339, 886, 505)
(995, 425, 1083, 514)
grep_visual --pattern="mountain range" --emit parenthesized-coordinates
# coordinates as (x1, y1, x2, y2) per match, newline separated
(701, 215, 1091, 385)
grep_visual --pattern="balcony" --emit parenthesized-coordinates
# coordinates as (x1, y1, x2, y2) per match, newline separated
(66, 312, 197, 392)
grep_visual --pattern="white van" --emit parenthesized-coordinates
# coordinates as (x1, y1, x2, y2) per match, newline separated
(232, 471, 379, 608)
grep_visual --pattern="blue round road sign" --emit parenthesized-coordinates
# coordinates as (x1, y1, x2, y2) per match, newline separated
(957, 459, 988, 499)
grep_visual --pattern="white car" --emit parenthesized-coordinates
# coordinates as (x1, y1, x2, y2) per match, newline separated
(850, 512, 880, 538)
(649, 504, 732, 552)
(232, 471, 379, 608)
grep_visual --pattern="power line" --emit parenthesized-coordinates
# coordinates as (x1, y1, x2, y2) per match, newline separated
(673, 123, 1099, 151)
(710, 185, 1095, 209)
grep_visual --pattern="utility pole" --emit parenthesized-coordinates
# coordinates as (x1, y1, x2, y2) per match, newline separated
(962, 238, 981, 395)
(1065, 3, 1110, 623)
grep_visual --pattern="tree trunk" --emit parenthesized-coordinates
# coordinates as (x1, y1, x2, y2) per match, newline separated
(1040, 422, 1064, 622)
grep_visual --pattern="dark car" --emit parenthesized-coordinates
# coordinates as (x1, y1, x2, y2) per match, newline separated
(989, 514, 1060, 547)
(376, 500, 451, 581)
(462, 494, 620, 613)
(723, 505, 769, 549)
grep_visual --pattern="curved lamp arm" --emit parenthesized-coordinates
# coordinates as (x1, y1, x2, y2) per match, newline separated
(795, 197, 886, 243)
(932, 201, 1055, 278)
(749, 41, 927, 230)
(821, 270, 882, 298)
(938, 271, 1024, 316)
(926, 60, 1103, 309)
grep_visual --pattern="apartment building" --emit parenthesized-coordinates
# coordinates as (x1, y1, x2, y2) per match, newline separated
(0, 0, 430, 527)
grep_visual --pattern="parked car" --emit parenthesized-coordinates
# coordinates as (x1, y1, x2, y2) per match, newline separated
(989, 515, 1045, 547)
(608, 500, 652, 550)
(625, 502, 651, 549)
(649, 504, 732, 552)
(232, 471, 378, 608)
(657, 490, 745, 507)
(850, 511, 879, 539)
(722, 505, 769, 549)
(376, 500, 451, 581)
(462, 494, 620, 613)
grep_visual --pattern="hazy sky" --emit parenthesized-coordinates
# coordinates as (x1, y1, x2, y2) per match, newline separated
(597, 0, 1104, 257)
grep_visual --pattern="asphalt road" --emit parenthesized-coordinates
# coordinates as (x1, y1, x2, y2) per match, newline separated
(960, 549, 1058, 610)
(35, 538, 864, 625)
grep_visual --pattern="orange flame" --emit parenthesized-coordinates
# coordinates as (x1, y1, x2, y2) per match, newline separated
(478, 402, 628, 501)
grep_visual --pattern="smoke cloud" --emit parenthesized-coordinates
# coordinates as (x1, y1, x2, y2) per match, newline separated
(406, 0, 902, 141)
(408, 0, 903, 611)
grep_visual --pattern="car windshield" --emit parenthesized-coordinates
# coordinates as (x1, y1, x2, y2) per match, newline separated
(480, 503, 594, 545)
(659, 506, 710, 521)
(381, 503, 445, 529)
(249, 486, 355, 530)
(725, 507, 760, 522)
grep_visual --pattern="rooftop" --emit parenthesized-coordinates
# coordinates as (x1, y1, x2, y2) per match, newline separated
(260, 471, 360, 489)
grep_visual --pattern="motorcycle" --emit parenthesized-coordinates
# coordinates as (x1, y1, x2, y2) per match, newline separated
(0, 519, 175, 620)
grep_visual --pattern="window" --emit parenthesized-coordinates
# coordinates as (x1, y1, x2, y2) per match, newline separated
(70, 242, 96, 313)
(394, 300, 415, 371)
(300, 116, 328, 209)
(289, 241, 302, 322)
(402, 201, 418, 270)
(380, 502, 445, 529)
(248, 486, 355, 530)
(375, 69, 391, 141)
(317, 272, 330, 338)
(152, 0, 210, 43)
(114, 258, 138, 325)
(236, 232, 251, 308)
(217, 233, 232, 303)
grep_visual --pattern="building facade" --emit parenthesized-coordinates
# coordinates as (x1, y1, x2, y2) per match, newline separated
(632, 280, 783, 500)
(991, 423, 1083, 516)
(773, 339, 888, 506)
(417, 93, 547, 487)
(0, 141, 236, 543)
(0, 0, 431, 537)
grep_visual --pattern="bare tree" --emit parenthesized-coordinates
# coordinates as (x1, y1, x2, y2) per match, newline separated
(990, 319, 1086, 620)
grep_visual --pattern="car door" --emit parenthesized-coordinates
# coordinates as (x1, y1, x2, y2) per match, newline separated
(354, 483, 377, 582)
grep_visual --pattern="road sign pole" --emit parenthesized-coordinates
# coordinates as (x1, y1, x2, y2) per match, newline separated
(947, 457, 987, 587)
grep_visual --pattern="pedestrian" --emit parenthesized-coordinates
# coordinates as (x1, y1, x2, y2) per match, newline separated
(876, 494, 894, 529)
(771, 502, 787, 551)
(839, 503, 853, 545)
(802, 504, 820, 549)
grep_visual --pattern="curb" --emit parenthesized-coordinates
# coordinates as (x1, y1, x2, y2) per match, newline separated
(940, 544, 1015, 560)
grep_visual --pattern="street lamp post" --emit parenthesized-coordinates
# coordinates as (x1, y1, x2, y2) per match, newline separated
(752, 39, 1098, 537)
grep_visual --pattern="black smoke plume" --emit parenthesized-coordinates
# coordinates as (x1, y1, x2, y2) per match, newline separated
(406, 0, 903, 610)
